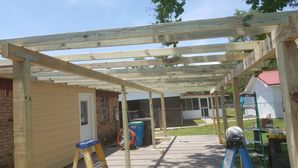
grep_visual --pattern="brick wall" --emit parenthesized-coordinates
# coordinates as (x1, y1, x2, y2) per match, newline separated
(96, 90, 120, 145)
(0, 78, 13, 168)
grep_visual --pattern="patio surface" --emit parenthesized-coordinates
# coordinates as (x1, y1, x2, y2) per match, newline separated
(67, 135, 225, 168)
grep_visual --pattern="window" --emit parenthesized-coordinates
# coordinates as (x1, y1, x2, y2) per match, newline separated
(100, 97, 109, 121)
(181, 99, 187, 110)
(218, 97, 222, 108)
(186, 99, 192, 110)
(192, 98, 199, 110)
(181, 98, 200, 110)
(80, 101, 88, 125)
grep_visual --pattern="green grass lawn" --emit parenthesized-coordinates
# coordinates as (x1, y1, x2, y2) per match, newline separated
(182, 119, 205, 126)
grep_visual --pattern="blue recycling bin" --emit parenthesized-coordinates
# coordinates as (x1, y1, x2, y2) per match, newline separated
(128, 121, 144, 148)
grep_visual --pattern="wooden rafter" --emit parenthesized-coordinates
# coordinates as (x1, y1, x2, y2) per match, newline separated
(0, 11, 296, 53)
(80, 53, 245, 69)
(56, 41, 258, 61)
(1, 43, 162, 94)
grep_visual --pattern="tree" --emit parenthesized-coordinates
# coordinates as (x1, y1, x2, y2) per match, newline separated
(150, 0, 186, 66)
(245, 0, 298, 12)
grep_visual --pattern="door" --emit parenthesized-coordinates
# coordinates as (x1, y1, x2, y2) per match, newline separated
(200, 98, 209, 117)
(79, 93, 95, 141)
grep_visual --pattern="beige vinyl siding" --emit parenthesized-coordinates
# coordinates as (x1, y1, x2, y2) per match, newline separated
(31, 81, 95, 168)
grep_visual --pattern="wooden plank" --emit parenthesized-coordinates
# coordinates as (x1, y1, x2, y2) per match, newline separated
(12, 59, 32, 168)
(96, 64, 233, 74)
(81, 54, 245, 69)
(232, 77, 243, 128)
(1, 43, 162, 94)
(121, 85, 131, 168)
(1, 11, 296, 53)
(66, 81, 218, 88)
(275, 40, 298, 168)
(53, 78, 220, 85)
(56, 41, 259, 61)
(220, 86, 228, 137)
(214, 92, 223, 144)
(160, 94, 167, 135)
(210, 94, 217, 135)
(149, 92, 156, 149)
(0, 53, 243, 69)
(213, 36, 277, 91)
(35, 72, 226, 81)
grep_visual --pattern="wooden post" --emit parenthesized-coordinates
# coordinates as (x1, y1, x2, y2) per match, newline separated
(214, 92, 223, 144)
(232, 78, 243, 128)
(160, 94, 167, 135)
(121, 85, 131, 168)
(149, 92, 156, 149)
(220, 86, 228, 136)
(210, 93, 217, 135)
(275, 40, 298, 168)
(13, 59, 32, 168)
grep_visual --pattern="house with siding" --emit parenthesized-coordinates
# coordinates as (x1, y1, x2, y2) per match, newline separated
(0, 78, 120, 168)
(125, 92, 183, 127)
(181, 94, 223, 120)
(124, 92, 225, 127)
(244, 70, 284, 118)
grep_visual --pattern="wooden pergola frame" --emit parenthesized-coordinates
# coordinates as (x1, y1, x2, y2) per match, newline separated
(0, 10, 298, 168)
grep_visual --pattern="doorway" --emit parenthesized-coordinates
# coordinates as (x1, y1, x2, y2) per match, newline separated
(79, 93, 95, 141)
(200, 98, 209, 117)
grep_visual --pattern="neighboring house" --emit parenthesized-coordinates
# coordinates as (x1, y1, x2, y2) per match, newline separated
(0, 78, 119, 168)
(244, 70, 284, 118)
(181, 95, 223, 120)
(124, 92, 225, 128)
(125, 95, 183, 127)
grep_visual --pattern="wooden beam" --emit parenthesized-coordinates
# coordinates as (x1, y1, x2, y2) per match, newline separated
(214, 92, 223, 144)
(160, 94, 167, 135)
(81, 54, 245, 69)
(0, 53, 243, 69)
(56, 41, 259, 61)
(275, 39, 298, 168)
(53, 78, 220, 85)
(149, 92, 156, 149)
(98, 64, 233, 74)
(220, 86, 228, 137)
(210, 94, 217, 135)
(1, 43, 162, 94)
(65, 81, 218, 87)
(12, 58, 32, 168)
(34, 72, 226, 81)
(213, 36, 277, 91)
(1, 11, 296, 53)
(232, 77, 243, 128)
(121, 85, 131, 168)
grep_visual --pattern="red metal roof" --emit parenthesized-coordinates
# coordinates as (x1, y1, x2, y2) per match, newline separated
(257, 70, 280, 85)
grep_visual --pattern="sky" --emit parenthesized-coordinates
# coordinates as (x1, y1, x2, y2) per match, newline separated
(0, 0, 254, 56)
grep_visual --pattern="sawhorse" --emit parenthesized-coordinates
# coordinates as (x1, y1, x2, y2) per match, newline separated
(73, 139, 108, 168)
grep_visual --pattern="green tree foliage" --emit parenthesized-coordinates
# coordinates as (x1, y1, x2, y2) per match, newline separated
(151, 0, 185, 47)
(152, 0, 185, 23)
(151, 0, 186, 66)
(245, 0, 298, 12)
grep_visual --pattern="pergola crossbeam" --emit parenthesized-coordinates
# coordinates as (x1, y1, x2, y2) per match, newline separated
(56, 41, 258, 61)
(1, 43, 162, 94)
(0, 11, 296, 54)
